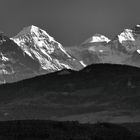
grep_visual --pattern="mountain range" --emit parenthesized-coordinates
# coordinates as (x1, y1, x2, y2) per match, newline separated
(0, 25, 83, 84)
(67, 24, 140, 67)
(1, 24, 140, 83)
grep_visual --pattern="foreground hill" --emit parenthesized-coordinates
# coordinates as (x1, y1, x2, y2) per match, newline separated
(0, 64, 140, 123)
(0, 120, 138, 140)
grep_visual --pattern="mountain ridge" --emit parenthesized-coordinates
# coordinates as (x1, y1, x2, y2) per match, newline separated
(67, 24, 140, 68)
(1, 24, 140, 83)
(0, 63, 140, 122)
(0, 25, 84, 83)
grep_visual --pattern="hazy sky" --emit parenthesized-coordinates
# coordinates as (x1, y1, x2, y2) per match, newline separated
(0, 0, 140, 45)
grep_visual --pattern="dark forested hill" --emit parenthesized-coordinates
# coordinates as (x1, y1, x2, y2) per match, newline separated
(0, 120, 139, 140)
(0, 64, 140, 122)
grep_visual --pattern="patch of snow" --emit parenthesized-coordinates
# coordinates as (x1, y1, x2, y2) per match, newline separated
(23, 49, 33, 58)
(39, 48, 53, 61)
(80, 60, 86, 67)
(57, 43, 72, 58)
(118, 29, 135, 43)
(31, 25, 55, 42)
(54, 59, 71, 69)
(90, 35, 110, 43)
(31, 49, 56, 70)
(137, 49, 140, 54)
(136, 25, 140, 27)
(1, 53, 9, 61)
(0, 69, 12, 75)
(99, 50, 104, 53)
(88, 46, 96, 52)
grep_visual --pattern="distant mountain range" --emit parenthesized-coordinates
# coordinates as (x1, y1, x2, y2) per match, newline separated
(67, 24, 140, 67)
(1, 24, 140, 83)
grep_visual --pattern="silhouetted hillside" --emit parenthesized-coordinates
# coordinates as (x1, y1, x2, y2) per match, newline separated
(0, 64, 140, 122)
(1, 64, 140, 97)
(122, 122, 140, 136)
(0, 120, 138, 140)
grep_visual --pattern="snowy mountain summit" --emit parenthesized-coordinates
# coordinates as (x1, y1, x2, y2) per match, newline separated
(11, 25, 83, 71)
(0, 25, 83, 83)
(82, 34, 110, 45)
(68, 24, 140, 67)
(1, 24, 140, 84)
(116, 24, 140, 53)
(118, 29, 135, 44)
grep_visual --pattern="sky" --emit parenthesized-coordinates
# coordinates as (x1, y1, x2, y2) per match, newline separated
(0, 0, 140, 46)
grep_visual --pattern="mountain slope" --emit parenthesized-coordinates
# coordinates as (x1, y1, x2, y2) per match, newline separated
(0, 25, 84, 83)
(0, 32, 43, 84)
(67, 24, 140, 67)
(66, 34, 111, 65)
(11, 25, 84, 72)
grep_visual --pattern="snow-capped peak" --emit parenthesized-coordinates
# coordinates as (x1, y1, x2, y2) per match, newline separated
(10, 25, 83, 74)
(118, 29, 135, 43)
(136, 24, 140, 28)
(90, 34, 111, 43)
(11, 25, 72, 58)
(83, 34, 110, 45)
(137, 49, 140, 54)
(13, 25, 38, 38)
(13, 25, 57, 43)
(30, 25, 55, 42)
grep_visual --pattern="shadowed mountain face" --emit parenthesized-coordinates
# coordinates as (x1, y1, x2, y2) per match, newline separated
(0, 33, 42, 84)
(0, 64, 140, 123)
